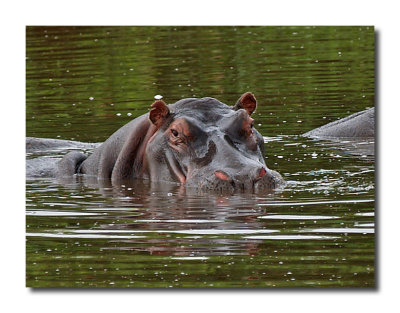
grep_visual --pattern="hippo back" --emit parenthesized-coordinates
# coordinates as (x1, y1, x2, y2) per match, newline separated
(303, 107, 374, 138)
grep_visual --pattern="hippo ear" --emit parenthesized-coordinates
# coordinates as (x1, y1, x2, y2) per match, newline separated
(149, 100, 170, 128)
(233, 92, 257, 115)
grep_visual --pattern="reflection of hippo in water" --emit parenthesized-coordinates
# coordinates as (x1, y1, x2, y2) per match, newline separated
(303, 107, 374, 138)
(53, 92, 285, 192)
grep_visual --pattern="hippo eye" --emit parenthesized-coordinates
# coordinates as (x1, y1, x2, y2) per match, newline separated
(171, 129, 179, 137)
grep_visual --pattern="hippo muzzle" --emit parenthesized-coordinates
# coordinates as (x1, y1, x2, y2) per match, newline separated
(187, 166, 283, 192)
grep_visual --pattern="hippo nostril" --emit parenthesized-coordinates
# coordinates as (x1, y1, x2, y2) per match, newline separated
(215, 170, 230, 181)
(259, 167, 267, 178)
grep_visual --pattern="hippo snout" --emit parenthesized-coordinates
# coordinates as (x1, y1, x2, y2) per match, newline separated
(214, 166, 267, 184)
(188, 166, 284, 193)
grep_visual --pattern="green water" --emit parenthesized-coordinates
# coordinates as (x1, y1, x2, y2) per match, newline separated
(26, 26, 374, 288)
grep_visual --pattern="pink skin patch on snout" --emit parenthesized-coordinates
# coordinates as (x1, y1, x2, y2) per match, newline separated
(215, 168, 266, 181)
(259, 167, 267, 178)
(215, 170, 230, 181)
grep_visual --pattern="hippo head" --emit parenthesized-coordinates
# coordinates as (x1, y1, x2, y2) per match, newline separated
(144, 93, 284, 192)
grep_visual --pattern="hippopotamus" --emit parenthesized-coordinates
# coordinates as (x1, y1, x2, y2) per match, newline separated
(55, 92, 285, 192)
(303, 107, 374, 138)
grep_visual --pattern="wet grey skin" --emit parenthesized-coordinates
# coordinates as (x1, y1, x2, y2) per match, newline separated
(303, 107, 374, 138)
(56, 92, 285, 192)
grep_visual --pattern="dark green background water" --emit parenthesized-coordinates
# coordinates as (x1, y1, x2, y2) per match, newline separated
(26, 26, 374, 287)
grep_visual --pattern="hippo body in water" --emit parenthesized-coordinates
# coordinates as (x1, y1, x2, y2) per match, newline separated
(303, 107, 374, 138)
(54, 93, 285, 192)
